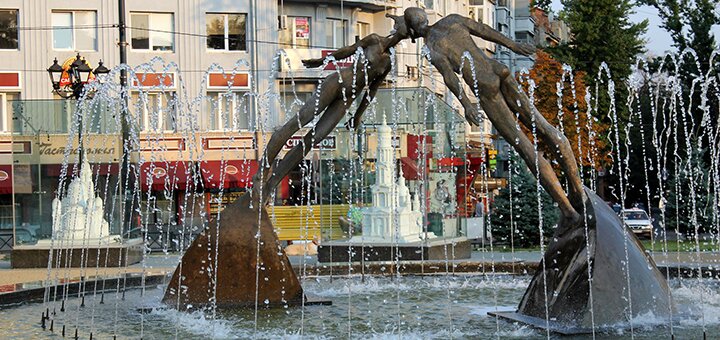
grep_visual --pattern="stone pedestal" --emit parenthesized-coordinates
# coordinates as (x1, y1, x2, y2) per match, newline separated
(11, 238, 143, 268)
(317, 237, 471, 262)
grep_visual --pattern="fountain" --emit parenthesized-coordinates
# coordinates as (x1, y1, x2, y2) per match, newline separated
(3, 6, 720, 339)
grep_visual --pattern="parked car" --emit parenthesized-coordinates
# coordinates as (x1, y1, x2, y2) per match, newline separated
(621, 208, 653, 238)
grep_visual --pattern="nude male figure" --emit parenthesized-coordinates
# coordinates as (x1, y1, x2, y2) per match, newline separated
(251, 15, 409, 204)
(403, 7, 585, 222)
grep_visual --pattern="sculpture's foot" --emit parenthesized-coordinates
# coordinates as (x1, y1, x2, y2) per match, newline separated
(163, 194, 304, 310)
(512, 188, 673, 332)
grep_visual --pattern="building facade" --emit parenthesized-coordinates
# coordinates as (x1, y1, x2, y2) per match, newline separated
(0, 0, 539, 249)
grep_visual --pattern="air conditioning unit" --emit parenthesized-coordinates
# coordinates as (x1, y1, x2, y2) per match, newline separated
(278, 15, 288, 30)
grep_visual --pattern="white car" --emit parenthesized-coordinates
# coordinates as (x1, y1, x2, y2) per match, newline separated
(621, 208, 653, 238)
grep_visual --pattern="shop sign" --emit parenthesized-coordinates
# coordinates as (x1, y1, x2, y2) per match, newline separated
(284, 135, 336, 150)
(0, 170, 8, 181)
(38, 143, 115, 156)
(322, 50, 354, 70)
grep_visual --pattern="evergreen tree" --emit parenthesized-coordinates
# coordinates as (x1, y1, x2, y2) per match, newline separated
(491, 154, 560, 248)
(665, 149, 714, 236)
(548, 0, 647, 202)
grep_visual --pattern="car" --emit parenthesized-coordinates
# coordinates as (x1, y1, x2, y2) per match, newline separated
(621, 208, 653, 238)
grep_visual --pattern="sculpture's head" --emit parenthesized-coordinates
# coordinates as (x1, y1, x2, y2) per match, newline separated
(385, 13, 408, 39)
(404, 7, 428, 42)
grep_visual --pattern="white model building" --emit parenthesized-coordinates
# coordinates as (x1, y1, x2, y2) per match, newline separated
(350, 119, 435, 243)
(45, 159, 120, 245)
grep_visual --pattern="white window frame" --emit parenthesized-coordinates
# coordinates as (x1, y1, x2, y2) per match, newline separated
(326, 18, 347, 49)
(130, 12, 175, 52)
(51, 10, 97, 51)
(280, 16, 310, 48)
(0, 92, 19, 133)
(205, 13, 247, 52)
(132, 91, 177, 133)
(0, 9, 19, 51)
(207, 91, 249, 132)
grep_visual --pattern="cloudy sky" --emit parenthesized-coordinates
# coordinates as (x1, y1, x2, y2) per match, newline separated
(550, 1, 720, 55)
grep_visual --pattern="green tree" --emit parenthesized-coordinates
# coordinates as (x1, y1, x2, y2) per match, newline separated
(491, 154, 560, 248)
(640, 0, 718, 69)
(548, 0, 648, 202)
(665, 149, 714, 236)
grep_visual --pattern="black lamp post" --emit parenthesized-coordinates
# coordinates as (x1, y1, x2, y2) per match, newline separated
(47, 53, 111, 164)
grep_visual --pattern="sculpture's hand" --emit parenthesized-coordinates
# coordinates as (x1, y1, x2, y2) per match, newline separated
(464, 105, 481, 126)
(512, 43, 536, 56)
(302, 58, 325, 68)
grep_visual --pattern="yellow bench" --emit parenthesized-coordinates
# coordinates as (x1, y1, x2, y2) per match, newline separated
(268, 204, 350, 241)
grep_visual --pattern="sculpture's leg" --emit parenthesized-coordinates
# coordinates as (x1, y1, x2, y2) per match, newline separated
(263, 98, 351, 201)
(500, 76, 586, 210)
(252, 74, 342, 199)
(479, 93, 580, 222)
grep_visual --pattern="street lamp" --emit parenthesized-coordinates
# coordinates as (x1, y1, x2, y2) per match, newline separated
(47, 53, 110, 99)
(47, 53, 111, 164)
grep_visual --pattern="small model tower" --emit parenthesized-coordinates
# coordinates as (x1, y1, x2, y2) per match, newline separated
(350, 118, 435, 243)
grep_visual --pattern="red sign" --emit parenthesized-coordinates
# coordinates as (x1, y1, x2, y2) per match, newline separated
(0, 72, 19, 88)
(208, 73, 249, 88)
(322, 50, 355, 70)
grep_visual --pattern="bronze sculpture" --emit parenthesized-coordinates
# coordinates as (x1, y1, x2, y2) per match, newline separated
(164, 7, 671, 331)
(163, 14, 410, 309)
(251, 14, 409, 205)
(400, 7, 671, 331)
(403, 7, 583, 225)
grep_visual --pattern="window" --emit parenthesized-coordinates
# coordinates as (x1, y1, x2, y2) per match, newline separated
(469, 6, 484, 24)
(131, 92, 177, 132)
(206, 13, 247, 51)
(0, 93, 18, 133)
(469, 0, 484, 5)
(423, 0, 434, 9)
(0, 10, 18, 49)
(325, 19, 347, 49)
(206, 92, 250, 131)
(131, 13, 174, 51)
(279, 17, 310, 48)
(52, 11, 97, 51)
(355, 22, 369, 43)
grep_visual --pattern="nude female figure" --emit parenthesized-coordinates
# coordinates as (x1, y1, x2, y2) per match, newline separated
(251, 15, 409, 204)
(403, 7, 585, 223)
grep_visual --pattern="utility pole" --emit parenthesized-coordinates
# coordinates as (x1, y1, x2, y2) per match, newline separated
(118, 0, 132, 234)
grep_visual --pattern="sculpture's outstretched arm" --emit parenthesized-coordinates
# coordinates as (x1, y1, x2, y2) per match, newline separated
(346, 71, 388, 130)
(432, 56, 481, 126)
(457, 15, 536, 56)
(302, 35, 379, 68)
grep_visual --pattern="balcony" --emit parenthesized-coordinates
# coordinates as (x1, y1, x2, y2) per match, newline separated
(283, 0, 397, 12)
(515, 17, 536, 34)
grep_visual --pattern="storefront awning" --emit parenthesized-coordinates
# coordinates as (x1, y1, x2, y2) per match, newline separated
(400, 157, 423, 180)
(199, 160, 258, 190)
(46, 163, 120, 177)
(140, 161, 192, 192)
(0, 165, 12, 194)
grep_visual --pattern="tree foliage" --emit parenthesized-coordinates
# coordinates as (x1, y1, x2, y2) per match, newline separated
(640, 0, 719, 69)
(519, 51, 613, 174)
(491, 154, 560, 248)
(531, 0, 553, 12)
